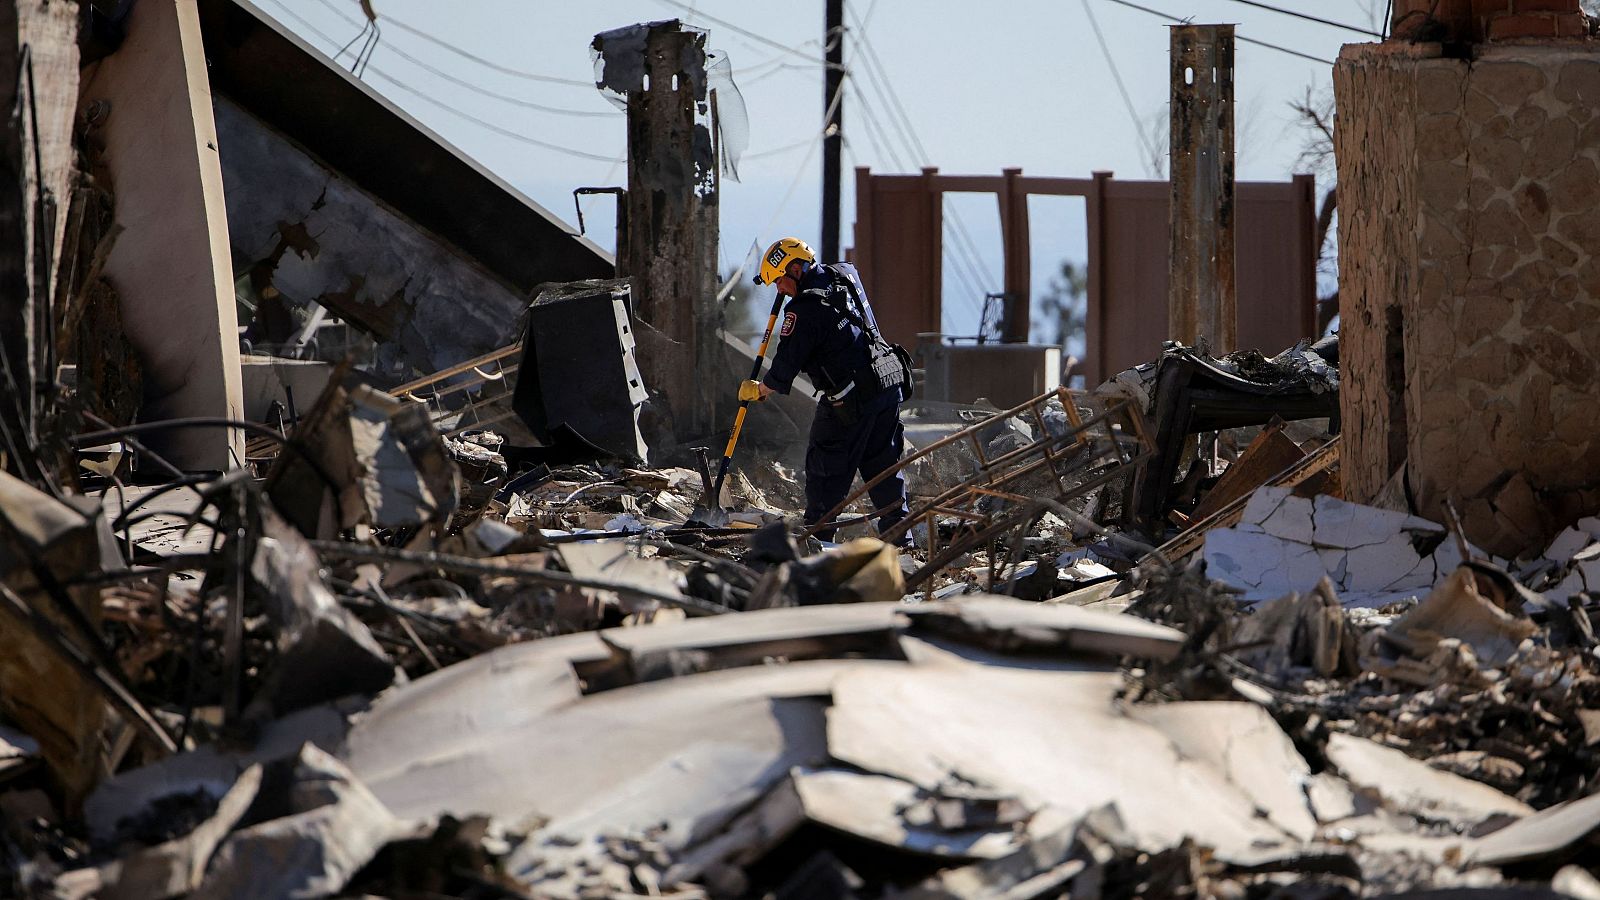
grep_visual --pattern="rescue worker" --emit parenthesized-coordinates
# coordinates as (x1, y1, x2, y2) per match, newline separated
(740, 237, 911, 545)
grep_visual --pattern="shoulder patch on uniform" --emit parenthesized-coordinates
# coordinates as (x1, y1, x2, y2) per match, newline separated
(780, 311, 797, 336)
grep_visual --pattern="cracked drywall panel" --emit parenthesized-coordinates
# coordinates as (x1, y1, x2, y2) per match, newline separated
(1344, 540, 1426, 595)
(1259, 493, 1315, 546)
(1238, 485, 1292, 528)
(1206, 490, 1476, 606)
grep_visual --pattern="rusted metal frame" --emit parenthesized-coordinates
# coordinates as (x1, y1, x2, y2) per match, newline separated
(408, 363, 518, 401)
(904, 417, 1149, 587)
(967, 431, 988, 467)
(929, 505, 988, 521)
(964, 402, 1122, 479)
(390, 343, 521, 395)
(884, 435, 1094, 543)
(1029, 395, 1086, 493)
(905, 451, 1151, 590)
(885, 411, 1143, 544)
(967, 486, 1030, 504)
(860, 397, 1137, 548)
(804, 388, 1092, 536)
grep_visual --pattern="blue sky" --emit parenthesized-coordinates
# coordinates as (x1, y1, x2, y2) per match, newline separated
(253, 0, 1377, 343)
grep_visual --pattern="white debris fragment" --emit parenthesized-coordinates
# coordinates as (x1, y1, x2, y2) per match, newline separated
(1203, 487, 1474, 607)
(1540, 516, 1600, 601)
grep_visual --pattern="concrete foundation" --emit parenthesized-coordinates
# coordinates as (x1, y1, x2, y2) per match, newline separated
(1336, 40, 1600, 557)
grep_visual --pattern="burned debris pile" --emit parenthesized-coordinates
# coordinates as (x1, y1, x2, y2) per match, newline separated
(2, 332, 1598, 900)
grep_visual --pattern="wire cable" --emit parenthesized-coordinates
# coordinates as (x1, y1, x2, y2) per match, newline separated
(848, 15, 994, 322)
(318, 0, 594, 86)
(1100, 0, 1337, 65)
(849, 77, 987, 318)
(258, 0, 626, 162)
(849, 17, 995, 284)
(850, 16, 1001, 292)
(653, 0, 845, 69)
(1081, 0, 1164, 173)
(311, 0, 618, 116)
(1218, 0, 1382, 38)
(756, 77, 846, 251)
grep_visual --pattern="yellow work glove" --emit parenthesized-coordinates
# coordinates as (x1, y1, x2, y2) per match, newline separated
(738, 379, 766, 403)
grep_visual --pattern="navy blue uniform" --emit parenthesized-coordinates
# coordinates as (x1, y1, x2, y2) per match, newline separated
(761, 262, 909, 542)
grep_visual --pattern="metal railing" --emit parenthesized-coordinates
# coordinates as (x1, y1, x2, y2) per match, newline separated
(805, 387, 1153, 592)
(391, 343, 522, 437)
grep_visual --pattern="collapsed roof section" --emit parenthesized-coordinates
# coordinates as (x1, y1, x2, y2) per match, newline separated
(195, 0, 615, 376)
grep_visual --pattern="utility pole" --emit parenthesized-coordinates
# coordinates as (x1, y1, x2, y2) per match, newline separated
(594, 21, 719, 445)
(1168, 24, 1237, 355)
(820, 0, 843, 261)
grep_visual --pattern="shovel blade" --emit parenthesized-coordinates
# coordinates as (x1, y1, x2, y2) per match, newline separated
(685, 504, 730, 529)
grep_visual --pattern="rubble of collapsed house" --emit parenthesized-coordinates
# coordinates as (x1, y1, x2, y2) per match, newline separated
(3, 324, 1600, 900)
(7, 1, 1600, 898)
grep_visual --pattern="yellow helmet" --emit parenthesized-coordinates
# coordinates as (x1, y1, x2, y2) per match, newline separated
(754, 237, 816, 286)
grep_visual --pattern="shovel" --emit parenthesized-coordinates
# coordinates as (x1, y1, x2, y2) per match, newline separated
(686, 292, 786, 528)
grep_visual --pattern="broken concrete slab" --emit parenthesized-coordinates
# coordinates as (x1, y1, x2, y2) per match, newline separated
(267, 380, 458, 538)
(902, 595, 1185, 662)
(1541, 516, 1600, 602)
(57, 764, 263, 900)
(192, 744, 408, 900)
(1324, 732, 1533, 825)
(1205, 486, 1469, 607)
(1465, 790, 1600, 867)
(245, 504, 394, 718)
(592, 602, 902, 685)
(1129, 701, 1319, 842)
(349, 660, 873, 866)
(341, 631, 606, 786)
(791, 766, 1045, 860)
(824, 665, 1299, 860)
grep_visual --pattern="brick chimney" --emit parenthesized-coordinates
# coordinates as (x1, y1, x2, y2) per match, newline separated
(1393, 0, 1589, 42)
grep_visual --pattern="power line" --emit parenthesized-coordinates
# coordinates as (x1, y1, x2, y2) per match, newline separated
(742, 134, 821, 160)
(363, 66, 625, 160)
(258, 0, 625, 162)
(854, 85, 989, 321)
(850, 12, 1001, 303)
(312, 0, 618, 116)
(1099, 0, 1337, 65)
(1080, 0, 1163, 171)
(847, 61, 987, 314)
(846, 76, 987, 320)
(652, 0, 845, 69)
(323, 1, 594, 86)
(1218, 0, 1382, 38)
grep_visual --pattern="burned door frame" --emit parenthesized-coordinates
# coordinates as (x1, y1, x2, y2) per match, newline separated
(849, 167, 1317, 384)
